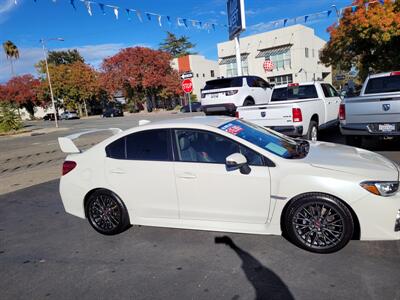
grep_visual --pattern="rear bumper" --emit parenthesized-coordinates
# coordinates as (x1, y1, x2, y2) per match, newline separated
(202, 103, 237, 114)
(269, 125, 303, 137)
(340, 122, 400, 136)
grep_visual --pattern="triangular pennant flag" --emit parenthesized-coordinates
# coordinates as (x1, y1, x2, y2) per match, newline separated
(182, 18, 188, 28)
(378, 0, 384, 4)
(136, 10, 143, 22)
(177, 18, 184, 27)
(98, 3, 105, 15)
(14, 0, 17, 4)
(70, 0, 76, 10)
(327, 10, 332, 17)
(166, 16, 172, 25)
(84, 1, 92, 16)
(304, 15, 309, 23)
(146, 13, 151, 21)
(212, 24, 216, 31)
(113, 7, 119, 19)
(126, 9, 131, 20)
(157, 15, 162, 27)
(283, 19, 288, 26)
(191, 20, 197, 27)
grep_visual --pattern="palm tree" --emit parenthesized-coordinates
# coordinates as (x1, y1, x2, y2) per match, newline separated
(3, 40, 20, 77)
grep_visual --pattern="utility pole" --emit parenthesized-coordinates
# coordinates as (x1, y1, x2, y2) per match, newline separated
(40, 37, 64, 128)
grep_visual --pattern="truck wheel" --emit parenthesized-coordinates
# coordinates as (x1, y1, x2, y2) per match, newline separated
(306, 121, 318, 141)
(243, 98, 255, 106)
(345, 136, 362, 147)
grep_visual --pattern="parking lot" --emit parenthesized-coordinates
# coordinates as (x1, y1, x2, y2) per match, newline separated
(1, 113, 400, 300)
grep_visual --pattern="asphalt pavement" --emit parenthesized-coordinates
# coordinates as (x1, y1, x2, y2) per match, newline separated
(0, 180, 399, 300)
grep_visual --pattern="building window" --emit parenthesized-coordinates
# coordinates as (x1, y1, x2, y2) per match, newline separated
(312, 49, 315, 58)
(269, 50, 291, 70)
(305, 48, 309, 58)
(210, 70, 215, 77)
(196, 73, 199, 77)
(268, 74, 293, 86)
(226, 58, 249, 77)
(203, 73, 205, 77)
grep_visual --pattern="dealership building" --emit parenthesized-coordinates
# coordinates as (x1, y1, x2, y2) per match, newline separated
(217, 24, 332, 85)
(171, 55, 220, 98)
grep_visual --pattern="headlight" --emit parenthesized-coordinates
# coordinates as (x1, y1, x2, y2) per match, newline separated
(360, 181, 399, 197)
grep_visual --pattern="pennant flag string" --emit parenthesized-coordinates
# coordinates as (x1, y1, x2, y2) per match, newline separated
(20, 0, 395, 33)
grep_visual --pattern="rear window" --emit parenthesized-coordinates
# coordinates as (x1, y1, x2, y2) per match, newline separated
(364, 75, 400, 94)
(271, 85, 318, 101)
(204, 77, 243, 90)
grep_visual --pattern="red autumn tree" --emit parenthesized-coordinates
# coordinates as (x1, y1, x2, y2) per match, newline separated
(100, 47, 182, 109)
(320, 0, 400, 80)
(3, 74, 42, 118)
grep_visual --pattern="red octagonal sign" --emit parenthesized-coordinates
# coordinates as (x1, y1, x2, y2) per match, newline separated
(181, 79, 193, 93)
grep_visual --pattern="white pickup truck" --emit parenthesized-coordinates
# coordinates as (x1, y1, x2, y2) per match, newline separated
(340, 71, 400, 146)
(236, 82, 341, 141)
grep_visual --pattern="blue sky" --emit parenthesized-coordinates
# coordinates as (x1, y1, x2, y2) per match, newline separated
(0, 0, 351, 82)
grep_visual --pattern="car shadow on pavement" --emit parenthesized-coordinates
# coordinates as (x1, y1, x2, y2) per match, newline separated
(215, 236, 294, 300)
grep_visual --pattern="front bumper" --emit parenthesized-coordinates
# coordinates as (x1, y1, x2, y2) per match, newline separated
(268, 125, 303, 137)
(340, 122, 400, 136)
(202, 103, 236, 114)
(352, 192, 400, 240)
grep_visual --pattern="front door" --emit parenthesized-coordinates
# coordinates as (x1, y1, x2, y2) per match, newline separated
(173, 129, 271, 224)
(321, 83, 341, 123)
(105, 129, 179, 219)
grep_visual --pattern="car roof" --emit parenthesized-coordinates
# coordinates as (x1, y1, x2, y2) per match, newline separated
(273, 82, 322, 89)
(142, 116, 234, 129)
(368, 71, 400, 78)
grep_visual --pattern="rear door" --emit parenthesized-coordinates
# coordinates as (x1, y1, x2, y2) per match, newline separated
(320, 83, 341, 123)
(104, 129, 179, 219)
(246, 76, 270, 104)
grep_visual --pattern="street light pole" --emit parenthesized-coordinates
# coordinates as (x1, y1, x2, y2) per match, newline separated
(40, 37, 64, 128)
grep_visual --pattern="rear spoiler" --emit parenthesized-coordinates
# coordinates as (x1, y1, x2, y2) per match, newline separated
(58, 128, 123, 153)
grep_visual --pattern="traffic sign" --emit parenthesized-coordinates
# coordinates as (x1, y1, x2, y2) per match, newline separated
(181, 79, 193, 93)
(180, 72, 193, 80)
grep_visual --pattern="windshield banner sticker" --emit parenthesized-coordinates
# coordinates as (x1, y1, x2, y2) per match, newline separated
(221, 123, 244, 135)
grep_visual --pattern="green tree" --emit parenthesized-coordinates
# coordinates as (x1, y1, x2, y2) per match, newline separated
(2, 40, 20, 77)
(320, 0, 400, 80)
(0, 102, 22, 132)
(159, 32, 197, 58)
(36, 49, 85, 74)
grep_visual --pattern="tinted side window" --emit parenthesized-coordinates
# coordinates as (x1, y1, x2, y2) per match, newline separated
(271, 85, 318, 101)
(106, 137, 126, 159)
(126, 129, 170, 161)
(246, 76, 258, 87)
(321, 84, 330, 98)
(328, 84, 340, 97)
(174, 129, 264, 166)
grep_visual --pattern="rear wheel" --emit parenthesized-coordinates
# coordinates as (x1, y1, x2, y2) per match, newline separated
(243, 98, 255, 106)
(306, 121, 318, 141)
(86, 190, 130, 235)
(345, 135, 362, 147)
(284, 194, 354, 253)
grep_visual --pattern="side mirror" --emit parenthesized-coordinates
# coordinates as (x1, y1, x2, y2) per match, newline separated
(226, 153, 251, 175)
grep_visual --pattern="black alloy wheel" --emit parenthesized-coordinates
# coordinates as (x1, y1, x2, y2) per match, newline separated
(285, 193, 354, 253)
(86, 190, 130, 235)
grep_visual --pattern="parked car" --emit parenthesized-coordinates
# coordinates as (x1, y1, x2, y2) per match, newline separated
(236, 82, 342, 141)
(201, 76, 272, 115)
(103, 107, 124, 118)
(60, 111, 80, 120)
(340, 71, 400, 146)
(58, 116, 400, 254)
(43, 113, 59, 121)
(180, 101, 203, 113)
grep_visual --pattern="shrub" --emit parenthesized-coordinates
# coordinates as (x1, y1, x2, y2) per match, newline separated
(0, 102, 23, 132)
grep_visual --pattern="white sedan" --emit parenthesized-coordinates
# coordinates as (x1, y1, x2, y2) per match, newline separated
(58, 116, 400, 253)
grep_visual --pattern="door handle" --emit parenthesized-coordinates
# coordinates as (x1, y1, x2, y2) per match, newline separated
(110, 168, 126, 174)
(178, 172, 197, 179)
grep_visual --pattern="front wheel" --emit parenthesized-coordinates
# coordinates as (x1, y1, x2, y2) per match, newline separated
(86, 190, 130, 235)
(284, 194, 354, 253)
(243, 98, 255, 106)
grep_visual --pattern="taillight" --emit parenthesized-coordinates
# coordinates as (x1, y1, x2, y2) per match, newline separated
(390, 71, 400, 76)
(292, 108, 302, 122)
(62, 161, 77, 176)
(288, 83, 299, 87)
(225, 90, 238, 96)
(235, 111, 240, 118)
(339, 104, 346, 120)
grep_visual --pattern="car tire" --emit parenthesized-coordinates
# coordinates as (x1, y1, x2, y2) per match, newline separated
(284, 193, 354, 254)
(345, 135, 362, 147)
(85, 189, 130, 235)
(243, 98, 255, 106)
(305, 121, 318, 141)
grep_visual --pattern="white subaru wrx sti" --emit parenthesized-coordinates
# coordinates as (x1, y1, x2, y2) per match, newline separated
(58, 116, 400, 253)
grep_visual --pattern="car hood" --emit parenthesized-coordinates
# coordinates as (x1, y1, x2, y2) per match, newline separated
(303, 142, 399, 181)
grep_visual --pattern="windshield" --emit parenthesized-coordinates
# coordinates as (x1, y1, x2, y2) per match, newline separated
(219, 120, 308, 159)
(204, 77, 243, 90)
(271, 85, 318, 101)
(364, 75, 400, 94)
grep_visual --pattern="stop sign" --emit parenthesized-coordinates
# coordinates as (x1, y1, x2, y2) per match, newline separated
(181, 79, 193, 93)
